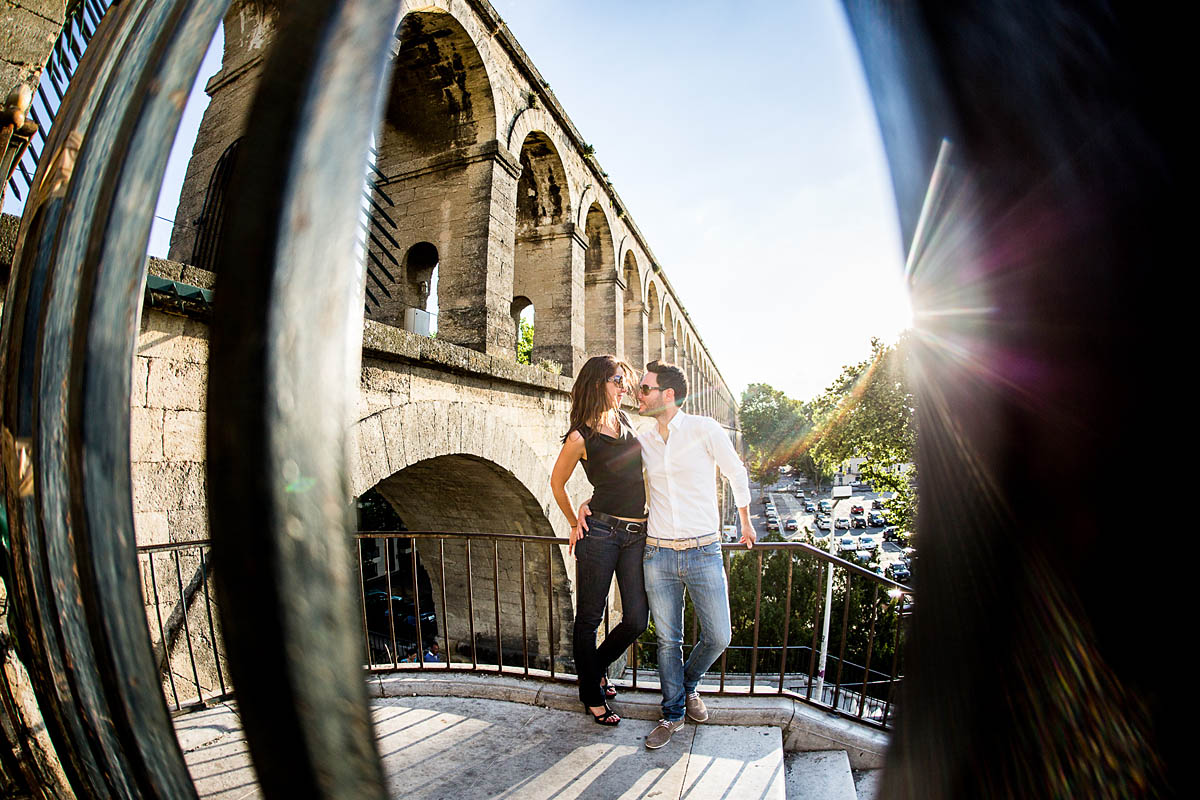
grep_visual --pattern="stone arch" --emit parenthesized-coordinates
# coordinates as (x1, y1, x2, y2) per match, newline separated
(662, 304, 677, 364)
(352, 404, 575, 668)
(621, 250, 644, 368)
(367, 8, 513, 356)
(645, 280, 663, 364)
(190, 137, 242, 272)
(513, 130, 582, 373)
(584, 203, 619, 357)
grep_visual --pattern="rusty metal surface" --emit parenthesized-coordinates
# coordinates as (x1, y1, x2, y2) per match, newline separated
(205, 0, 403, 797)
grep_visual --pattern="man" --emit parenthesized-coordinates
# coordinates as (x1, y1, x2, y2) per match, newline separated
(581, 361, 753, 749)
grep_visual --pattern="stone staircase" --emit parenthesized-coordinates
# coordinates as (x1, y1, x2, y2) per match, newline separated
(174, 677, 885, 799)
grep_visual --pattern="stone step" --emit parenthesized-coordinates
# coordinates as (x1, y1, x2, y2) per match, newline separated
(784, 750, 859, 800)
(175, 695, 787, 799)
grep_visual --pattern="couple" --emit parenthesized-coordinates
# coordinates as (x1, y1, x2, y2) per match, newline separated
(550, 356, 753, 750)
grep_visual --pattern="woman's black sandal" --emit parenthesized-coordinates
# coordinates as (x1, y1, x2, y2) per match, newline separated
(601, 678, 618, 700)
(585, 702, 621, 725)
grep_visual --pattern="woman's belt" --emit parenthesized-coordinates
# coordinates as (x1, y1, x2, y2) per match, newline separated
(588, 511, 647, 535)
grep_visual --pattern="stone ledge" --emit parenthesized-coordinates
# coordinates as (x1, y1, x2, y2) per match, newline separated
(366, 670, 889, 769)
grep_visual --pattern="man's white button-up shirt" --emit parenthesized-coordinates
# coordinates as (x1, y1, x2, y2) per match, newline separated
(638, 411, 752, 540)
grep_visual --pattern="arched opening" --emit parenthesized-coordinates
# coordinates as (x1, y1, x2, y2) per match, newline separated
(513, 131, 579, 373)
(511, 296, 534, 364)
(367, 10, 502, 353)
(646, 281, 662, 363)
(584, 203, 618, 356)
(363, 455, 571, 668)
(190, 137, 242, 272)
(386, 241, 438, 336)
(621, 251, 644, 369)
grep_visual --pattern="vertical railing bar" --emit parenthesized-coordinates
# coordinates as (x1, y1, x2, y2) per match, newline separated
(384, 538, 398, 668)
(749, 549, 764, 693)
(440, 539, 450, 670)
(198, 547, 226, 695)
(520, 541, 529, 674)
(466, 539, 477, 669)
(173, 550, 203, 705)
(778, 554, 794, 694)
(806, 559, 824, 701)
(357, 538, 371, 666)
(719, 547, 730, 691)
(831, 572, 853, 712)
(148, 552, 180, 710)
(411, 537, 424, 670)
(492, 540, 502, 673)
(546, 540, 555, 678)
(859, 584, 881, 718)
(882, 597, 904, 727)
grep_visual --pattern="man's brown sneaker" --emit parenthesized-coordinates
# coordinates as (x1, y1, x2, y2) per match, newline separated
(685, 692, 709, 723)
(644, 718, 685, 749)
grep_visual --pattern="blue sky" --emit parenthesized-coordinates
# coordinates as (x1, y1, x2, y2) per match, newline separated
(7, 0, 911, 403)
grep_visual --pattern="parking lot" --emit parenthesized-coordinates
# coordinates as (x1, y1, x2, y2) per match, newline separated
(747, 480, 913, 581)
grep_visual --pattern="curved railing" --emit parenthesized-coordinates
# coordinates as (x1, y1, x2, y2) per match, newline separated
(138, 531, 911, 730)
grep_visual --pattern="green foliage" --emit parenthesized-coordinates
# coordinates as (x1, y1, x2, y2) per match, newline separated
(516, 316, 534, 365)
(808, 336, 918, 531)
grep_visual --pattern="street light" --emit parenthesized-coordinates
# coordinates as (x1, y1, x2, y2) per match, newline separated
(815, 485, 852, 702)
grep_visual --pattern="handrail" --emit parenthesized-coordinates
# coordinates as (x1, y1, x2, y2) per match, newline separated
(140, 531, 909, 730)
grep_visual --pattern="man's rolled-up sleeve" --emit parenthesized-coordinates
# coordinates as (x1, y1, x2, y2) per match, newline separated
(707, 418, 751, 509)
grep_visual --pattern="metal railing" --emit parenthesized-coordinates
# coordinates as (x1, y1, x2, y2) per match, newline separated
(135, 541, 229, 715)
(140, 531, 910, 730)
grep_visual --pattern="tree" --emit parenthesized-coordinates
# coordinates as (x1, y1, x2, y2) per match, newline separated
(809, 336, 918, 532)
(739, 383, 805, 483)
(516, 316, 533, 365)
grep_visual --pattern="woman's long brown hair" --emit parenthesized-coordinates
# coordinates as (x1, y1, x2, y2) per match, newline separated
(562, 354, 634, 443)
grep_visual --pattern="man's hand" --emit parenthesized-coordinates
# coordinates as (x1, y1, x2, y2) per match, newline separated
(738, 507, 755, 548)
(577, 499, 592, 532)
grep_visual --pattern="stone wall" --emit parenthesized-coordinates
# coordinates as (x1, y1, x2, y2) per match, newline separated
(0, 0, 63, 103)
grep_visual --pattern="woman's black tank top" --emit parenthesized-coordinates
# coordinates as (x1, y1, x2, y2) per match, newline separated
(578, 412, 646, 519)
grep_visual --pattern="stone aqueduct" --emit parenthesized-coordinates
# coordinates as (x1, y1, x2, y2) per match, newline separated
(109, 0, 746, 678)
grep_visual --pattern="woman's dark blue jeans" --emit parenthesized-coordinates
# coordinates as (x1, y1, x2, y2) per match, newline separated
(573, 518, 648, 706)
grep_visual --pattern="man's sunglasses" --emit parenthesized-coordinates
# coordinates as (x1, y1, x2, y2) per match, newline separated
(639, 384, 662, 396)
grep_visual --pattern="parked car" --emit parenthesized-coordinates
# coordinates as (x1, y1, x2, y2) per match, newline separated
(803, 500, 815, 512)
(886, 562, 911, 583)
(766, 518, 779, 532)
(868, 511, 886, 527)
(818, 499, 832, 514)
(838, 535, 858, 552)
(815, 515, 830, 531)
(882, 526, 901, 541)
(834, 517, 850, 530)
(364, 590, 437, 643)
(785, 518, 799, 531)
(851, 516, 866, 529)
(858, 533, 879, 550)
(871, 499, 884, 510)
(850, 504, 864, 515)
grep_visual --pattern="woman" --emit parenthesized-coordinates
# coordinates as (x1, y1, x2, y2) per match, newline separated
(550, 355, 649, 725)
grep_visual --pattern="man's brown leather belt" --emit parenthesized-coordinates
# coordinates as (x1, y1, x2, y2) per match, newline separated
(645, 533, 721, 550)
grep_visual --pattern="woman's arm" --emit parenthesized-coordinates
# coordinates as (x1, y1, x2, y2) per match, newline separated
(550, 430, 587, 553)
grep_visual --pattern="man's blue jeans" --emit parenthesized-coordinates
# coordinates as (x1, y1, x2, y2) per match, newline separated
(643, 540, 731, 721)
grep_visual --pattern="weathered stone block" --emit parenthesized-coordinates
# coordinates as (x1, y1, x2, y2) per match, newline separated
(164, 410, 205, 461)
(167, 508, 209, 542)
(130, 407, 165, 462)
(134, 511, 170, 546)
(146, 358, 207, 411)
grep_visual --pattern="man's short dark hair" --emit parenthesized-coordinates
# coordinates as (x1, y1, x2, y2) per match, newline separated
(646, 361, 687, 406)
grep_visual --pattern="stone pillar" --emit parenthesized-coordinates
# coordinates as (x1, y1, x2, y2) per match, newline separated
(371, 141, 523, 360)
(623, 303, 646, 371)
(585, 271, 621, 358)
(513, 222, 586, 375)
